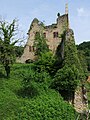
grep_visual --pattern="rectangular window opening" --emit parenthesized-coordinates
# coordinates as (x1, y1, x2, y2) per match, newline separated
(43, 33, 46, 38)
(53, 32, 58, 38)
(29, 46, 31, 52)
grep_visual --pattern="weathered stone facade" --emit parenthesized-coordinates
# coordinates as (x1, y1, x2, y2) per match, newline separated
(74, 86, 88, 113)
(19, 13, 69, 63)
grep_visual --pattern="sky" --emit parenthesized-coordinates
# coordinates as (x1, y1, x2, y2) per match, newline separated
(0, 0, 90, 44)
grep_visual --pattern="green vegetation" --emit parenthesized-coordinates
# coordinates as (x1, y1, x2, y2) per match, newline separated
(0, 64, 77, 120)
(77, 41, 90, 71)
(77, 41, 90, 119)
(0, 19, 19, 77)
(34, 32, 49, 57)
(77, 41, 90, 117)
(15, 46, 24, 57)
(51, 29, 85, 101)
(0, 18, 89, 119)
(51, 65, 79, 101)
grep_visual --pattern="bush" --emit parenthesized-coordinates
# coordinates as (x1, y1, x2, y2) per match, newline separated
(22, 69, 51, 98)
(0, 63, 77, 120)
(12, 90, 76, 120)
(34, 52, 55, 75)
(51, 65, 80, 101)
(0, 88, 20, 120)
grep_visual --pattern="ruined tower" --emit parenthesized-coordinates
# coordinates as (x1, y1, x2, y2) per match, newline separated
(19, 5, 69, 63)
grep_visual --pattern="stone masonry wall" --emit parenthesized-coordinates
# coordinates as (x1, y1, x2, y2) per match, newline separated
(20, 14, 68, 63)
(74, 86, 88, 113)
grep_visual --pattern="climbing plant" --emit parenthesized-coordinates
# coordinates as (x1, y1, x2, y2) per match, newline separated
(51, 29, 85, 101)
(34, 32, 49, 57)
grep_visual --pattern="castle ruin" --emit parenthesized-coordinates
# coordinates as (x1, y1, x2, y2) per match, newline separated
(18, 4, 89, 116)
(20, 5, 69, 63)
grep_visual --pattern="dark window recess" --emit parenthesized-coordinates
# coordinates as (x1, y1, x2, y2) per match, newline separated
(35, 32, 39, 36)
(29, 46, 35, 52)
(53, 32, 58, 38)
(32, 46, 34, 51)
(29, 46, 31, 52)
(43, 33, 46, 38)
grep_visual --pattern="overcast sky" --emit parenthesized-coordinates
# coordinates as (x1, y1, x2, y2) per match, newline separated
(0, 0, 90, 44)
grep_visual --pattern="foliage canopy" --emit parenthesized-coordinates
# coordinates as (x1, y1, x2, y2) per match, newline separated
(34, 32, 49, 57)
(0, 19, 19, 77)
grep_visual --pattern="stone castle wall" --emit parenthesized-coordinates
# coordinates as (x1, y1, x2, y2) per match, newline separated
(20, 14, 68, 63)
(74, 86, 88, 113)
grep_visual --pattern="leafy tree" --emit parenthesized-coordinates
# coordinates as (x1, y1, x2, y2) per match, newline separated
(15, 46, 24, 57)
(77, 50, 88, 75)
(77, 41, 90, 71)
(51, 65, 80, 101)
(34, 51, 56, 76)
(22, 32, 53, 97)
(0, 19, 19, 77)
(77, 41, 90, 56)
(34, 32, 49, 57)
(33, 31, 57, 76)
(51, 29, 85, 101)
(62, 29, 85, 81)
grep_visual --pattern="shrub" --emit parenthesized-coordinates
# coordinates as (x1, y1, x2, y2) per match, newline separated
(12, 90, 76, 120)
(51, 65, 80, 100)
(22, 69, 51, 98)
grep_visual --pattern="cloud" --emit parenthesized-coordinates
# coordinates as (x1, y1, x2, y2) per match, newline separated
(77, 7, 89, 17)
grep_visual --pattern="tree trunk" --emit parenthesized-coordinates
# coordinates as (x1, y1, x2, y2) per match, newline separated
(5, 65, 10, 78)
